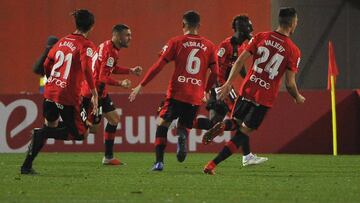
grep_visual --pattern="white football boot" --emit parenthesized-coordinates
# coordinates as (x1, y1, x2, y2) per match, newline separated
(242, 153, 268, 166)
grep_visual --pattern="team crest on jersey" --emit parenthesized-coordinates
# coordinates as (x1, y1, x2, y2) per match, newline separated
(86, 48, 93, 57)
(217, 48, 226, 57)
(106, 57, 115, 67)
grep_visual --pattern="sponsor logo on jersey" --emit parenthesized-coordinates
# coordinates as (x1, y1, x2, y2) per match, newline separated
(86, 47, 94, 57)
(47, 76, 67, 88)
(106, 57, 115, 67)
(177, 75, 201, 86)
(217, 48, 225, 57)
(249, 74, 270, 90)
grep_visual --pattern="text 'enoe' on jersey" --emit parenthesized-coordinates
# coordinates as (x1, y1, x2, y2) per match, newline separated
(240, 31, 301, 107)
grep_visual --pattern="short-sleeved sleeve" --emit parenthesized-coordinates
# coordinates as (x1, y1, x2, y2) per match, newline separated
(245, 33, 260, 55)
(217, 41, 228, 65)
(80, 41, 96, 89)
(287, 46, 301, 72)
(159, 38, 176, 62)
(209, 44, 217, 67)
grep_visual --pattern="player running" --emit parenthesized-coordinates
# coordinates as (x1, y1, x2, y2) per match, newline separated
(20, 9, 98, 175)
(203, 7, 305, 175)
(129, 10, 218, 171)
(206, 15, 253, 125)
(81, 24, 142, 165)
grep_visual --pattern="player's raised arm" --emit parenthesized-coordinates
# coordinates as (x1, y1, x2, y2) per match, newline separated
(218, 50, 251, 100)
(129, 39, 175, 102)
(129, 58, 167, 102)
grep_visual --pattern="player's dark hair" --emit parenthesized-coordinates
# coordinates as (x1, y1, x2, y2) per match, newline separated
(232, 15, 250, 31)
(183, 10, 200, 28)
(112, 24, 130, 34)
(71, 9, 95, 33)
(278, 7, 297, 27)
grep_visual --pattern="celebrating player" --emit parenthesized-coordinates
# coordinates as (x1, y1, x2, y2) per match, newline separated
(203, 7, 305, 175)
(129, 10, 218, 171)
(206, 15, 253, 125)
(20, 9, 98, 175)
(81, 24, 142, 165)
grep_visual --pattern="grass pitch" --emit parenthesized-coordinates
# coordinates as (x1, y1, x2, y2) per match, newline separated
(0, 153, 360, 203)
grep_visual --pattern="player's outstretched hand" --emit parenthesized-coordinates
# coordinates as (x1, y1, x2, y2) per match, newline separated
(129, 85, 143, 102)
(295, 94, 305, 104)
(217, 83, 232, 101)
(131, 66, 143, 76)
(119, 79, 131, 89)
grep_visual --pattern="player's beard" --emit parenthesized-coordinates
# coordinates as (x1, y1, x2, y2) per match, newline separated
(120, 40, 129, 48)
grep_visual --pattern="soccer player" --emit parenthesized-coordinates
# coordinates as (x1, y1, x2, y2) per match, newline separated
(129, 10, 218, 171)
(203, 7, 305, 175)
(206, 15, 253, 125)
(81, 24, 142, 165)
(20, 9, 98, 174)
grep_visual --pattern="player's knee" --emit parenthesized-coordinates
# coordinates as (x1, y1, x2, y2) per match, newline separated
(45, 118, 59, 128)
(240, 123, 254, 135)
(108, 117, 120, 126)
(156, 125, 168, 138)
(105, 111, 120, 125)
(81, 129, 90, 139)
(176, 126, 188, 137)
(89, 124, 99, 134)
(158, 118, 171, 128)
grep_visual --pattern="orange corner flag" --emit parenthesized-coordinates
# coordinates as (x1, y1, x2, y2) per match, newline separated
(327, 41, 339, 90)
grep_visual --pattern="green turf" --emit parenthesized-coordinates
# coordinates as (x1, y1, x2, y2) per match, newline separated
(0, 153, 360, 203)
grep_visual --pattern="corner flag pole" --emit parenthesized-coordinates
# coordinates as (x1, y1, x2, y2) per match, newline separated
(330, 75, 337, 156)
(328, 41, 339, 156)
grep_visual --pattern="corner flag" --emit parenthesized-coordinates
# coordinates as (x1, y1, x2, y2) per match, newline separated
(327, 41, 339, 156)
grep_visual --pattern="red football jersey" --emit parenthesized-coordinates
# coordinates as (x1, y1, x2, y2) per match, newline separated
(43, 34, 96, 106)
(141, 34, 217, 105)
(81, 40, 130, 98)
(239, 31, 301, 107)
(217, 37, 247, 85)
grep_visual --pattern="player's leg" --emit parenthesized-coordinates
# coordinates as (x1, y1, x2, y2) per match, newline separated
(152, 99, 176, 171)
(21, 99, 60, 174)
(203, 100, 269, 174)
(194, 88, 226, 130)
(176, 101, 199, 163)
(203, 98, 251, 174)
(101, 95, 123, 165)
(240, 104, 269, 166)
(82, 96, 101, 134)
